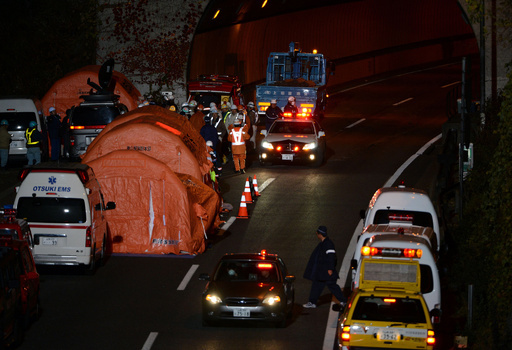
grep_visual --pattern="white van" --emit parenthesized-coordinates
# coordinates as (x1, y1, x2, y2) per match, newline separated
(352, 234, 441, 321)
(13, 165, 115, 273)
(0, 97, 48, 160)
(360, 184, 441, 250)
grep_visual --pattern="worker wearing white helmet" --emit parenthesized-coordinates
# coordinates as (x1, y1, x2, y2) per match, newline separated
(284, 95, 298, 116)
(180, 102, 191, 117)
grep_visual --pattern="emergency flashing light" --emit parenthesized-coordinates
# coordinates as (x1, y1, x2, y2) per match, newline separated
(383, 298, 396, 303)
(70, 125, 106, 130)
(258, 263, 273, 269)
(260, 249, 267, 256)
(276, 146, 283, 151)
(361, 246, 422, 259)
(389, 213, 414, 222)
(293, 146, 299, 152)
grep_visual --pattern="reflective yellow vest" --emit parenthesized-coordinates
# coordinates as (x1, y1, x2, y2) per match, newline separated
(25, 128, 40, 146)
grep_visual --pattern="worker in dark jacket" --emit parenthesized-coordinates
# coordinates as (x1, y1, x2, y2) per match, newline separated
(265, 99, 282, 130)
(303, 225, 346, 309)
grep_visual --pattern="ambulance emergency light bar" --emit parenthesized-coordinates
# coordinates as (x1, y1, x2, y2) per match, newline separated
(361, 246, 423, 259)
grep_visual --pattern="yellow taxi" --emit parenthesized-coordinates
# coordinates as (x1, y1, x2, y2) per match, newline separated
(336, 258, 437, 349)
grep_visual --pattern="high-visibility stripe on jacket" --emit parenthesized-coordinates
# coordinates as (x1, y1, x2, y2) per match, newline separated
(231, 128, 245, 146)
(25, 128, 40, 146)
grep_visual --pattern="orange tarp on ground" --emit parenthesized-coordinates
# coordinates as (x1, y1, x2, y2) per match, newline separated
(86, 150, 214, 255)
(81, 121, 203, 181)
(86, 106, 212, 178)
(41, 65, 141, 117)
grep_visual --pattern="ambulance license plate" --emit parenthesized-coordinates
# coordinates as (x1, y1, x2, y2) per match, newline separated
(42, 237, 58, 245)
(377, 329, 399, 341)
(233, 308, 250, 317)
(282, 154, 293, 161)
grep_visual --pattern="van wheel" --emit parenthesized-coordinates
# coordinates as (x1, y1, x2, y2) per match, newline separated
(85, 244, 96, 275)
(98, 237, 106, 267)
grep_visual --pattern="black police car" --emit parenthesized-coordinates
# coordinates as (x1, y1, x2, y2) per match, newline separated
(199, 250, 295, 327)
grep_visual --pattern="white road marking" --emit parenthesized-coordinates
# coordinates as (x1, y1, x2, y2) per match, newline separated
(258, 177, 275, 192)
(393, 97, 413, 106)
(177, 264, 199, 291)
(323, 133, 442, 349)
(441, 81, 461, 88)
(141, 332, 158, 350)
(346, 118, 366, 129)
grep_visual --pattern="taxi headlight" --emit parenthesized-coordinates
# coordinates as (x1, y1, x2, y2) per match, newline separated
(261, 141, 274, 150)
(263, 295, 281, 305)
(303, 142, 317, 150)
(205, 294, 222, 304)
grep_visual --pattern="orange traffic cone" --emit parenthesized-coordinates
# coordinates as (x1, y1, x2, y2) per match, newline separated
(252, 175, 261, 197)
(243, 177, 253, 203)
(237, 194, 250, 219)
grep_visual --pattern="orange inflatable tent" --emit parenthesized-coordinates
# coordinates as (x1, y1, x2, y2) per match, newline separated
(41, 65, 141, 116)
(87, 105, 212, 178)
(81, 121, 204, 181)
(86, 150, 219, 255)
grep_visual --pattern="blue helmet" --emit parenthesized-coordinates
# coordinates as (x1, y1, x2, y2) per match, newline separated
(0, 119, 8, 126)
(29, 121, 37, 128)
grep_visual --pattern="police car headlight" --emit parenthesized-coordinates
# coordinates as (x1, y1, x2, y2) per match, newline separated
(263, 295, 281, 305)
(303, 142, 317, 150)
(261, 141, 274, 150)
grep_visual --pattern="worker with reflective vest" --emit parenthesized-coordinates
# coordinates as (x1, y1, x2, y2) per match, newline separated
(25, 120, 42, 165)
(227, 117, 250, 174)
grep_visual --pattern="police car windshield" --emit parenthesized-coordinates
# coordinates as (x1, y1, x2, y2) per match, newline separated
(0, 112, 37, 131)
(353, 296, 427, 324)
(71, 106, 120, 126)
(16, 197, 86, 223)
(214, 261, 278, 283)
(269, 121, 315, 134)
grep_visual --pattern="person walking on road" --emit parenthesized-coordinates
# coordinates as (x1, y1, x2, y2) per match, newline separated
(0, 119, 11, 170)
(303, 225, 347, 309)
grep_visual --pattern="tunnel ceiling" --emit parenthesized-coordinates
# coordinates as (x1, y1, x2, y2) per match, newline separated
(196, 0, 359, 34)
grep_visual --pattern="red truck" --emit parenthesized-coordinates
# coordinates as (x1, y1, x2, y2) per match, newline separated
(187, 74, 244, 111)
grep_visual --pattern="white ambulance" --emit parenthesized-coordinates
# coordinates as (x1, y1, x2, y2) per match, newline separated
(360, 184, 441, 251)
(350, 223, 438, 289)
(13, 165, 116, 273)
(351, 234, 441, 323)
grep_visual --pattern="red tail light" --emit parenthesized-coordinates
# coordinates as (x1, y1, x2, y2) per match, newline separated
(85, 226, 92, 247)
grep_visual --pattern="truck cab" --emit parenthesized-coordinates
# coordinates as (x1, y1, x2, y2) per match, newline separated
(187, 74, 243, 112)
(256, 42, 329, 119)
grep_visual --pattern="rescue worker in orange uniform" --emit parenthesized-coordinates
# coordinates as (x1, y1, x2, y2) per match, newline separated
(228, 117, 250, 174)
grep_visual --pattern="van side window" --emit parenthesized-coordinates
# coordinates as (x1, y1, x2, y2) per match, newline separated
(420, 264, 434, 294)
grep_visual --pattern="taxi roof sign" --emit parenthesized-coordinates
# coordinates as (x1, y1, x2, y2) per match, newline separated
(359, 258, 421, 293)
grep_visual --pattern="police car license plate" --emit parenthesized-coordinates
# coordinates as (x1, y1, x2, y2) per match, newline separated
(42, 237, 58, 245)
(377, 329, 400, 341)
(282, 154, 293, 161)
(233, 308, 250, 317)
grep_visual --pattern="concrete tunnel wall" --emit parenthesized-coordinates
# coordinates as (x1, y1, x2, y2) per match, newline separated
(189, 0, 478, 100)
